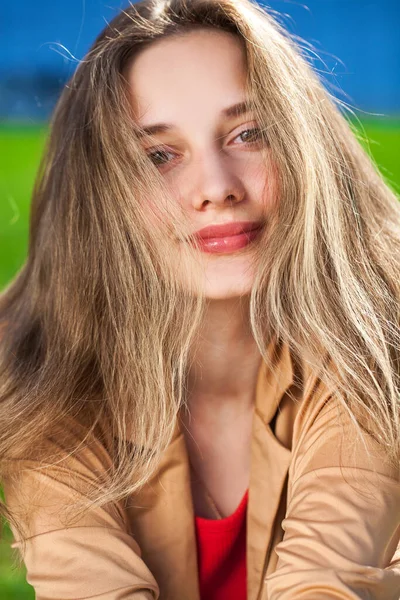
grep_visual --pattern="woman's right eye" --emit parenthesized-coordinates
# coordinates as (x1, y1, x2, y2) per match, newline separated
(146, 147, 177, 167)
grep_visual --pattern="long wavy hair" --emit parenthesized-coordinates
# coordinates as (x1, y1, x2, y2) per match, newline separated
(1, 0, 400, 563)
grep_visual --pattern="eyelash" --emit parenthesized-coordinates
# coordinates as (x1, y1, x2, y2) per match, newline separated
(146, 127, 263, 168)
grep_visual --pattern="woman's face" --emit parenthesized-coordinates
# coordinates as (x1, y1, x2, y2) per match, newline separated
(126, 28, 278, 299)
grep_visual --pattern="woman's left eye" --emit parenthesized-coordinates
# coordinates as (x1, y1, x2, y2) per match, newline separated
(233, 127, 262, 145)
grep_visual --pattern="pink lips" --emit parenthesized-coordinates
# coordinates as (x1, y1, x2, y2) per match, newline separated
(189, 221, 264, 254)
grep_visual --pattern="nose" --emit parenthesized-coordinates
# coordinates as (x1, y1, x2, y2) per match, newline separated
(189, 148, 245, 210)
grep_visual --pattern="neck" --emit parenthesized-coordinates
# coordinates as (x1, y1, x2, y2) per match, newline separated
(186, 296, 262, 418)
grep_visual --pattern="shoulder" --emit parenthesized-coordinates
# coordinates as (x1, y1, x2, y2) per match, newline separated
(2, 412, 127, 537)
(289, 354, 399, 487)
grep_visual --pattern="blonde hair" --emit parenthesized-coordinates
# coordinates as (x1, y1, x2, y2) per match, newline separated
(1, 0, 399, 565)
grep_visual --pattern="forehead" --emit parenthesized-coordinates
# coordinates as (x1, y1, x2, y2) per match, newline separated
(125, 28, 248, 125)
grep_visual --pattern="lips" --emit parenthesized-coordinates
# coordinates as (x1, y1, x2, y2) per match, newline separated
(192, 221, 263, 240)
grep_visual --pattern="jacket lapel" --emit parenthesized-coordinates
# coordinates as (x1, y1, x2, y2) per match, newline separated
(127, 415, 200, 600)
(247, 338, 294, 600)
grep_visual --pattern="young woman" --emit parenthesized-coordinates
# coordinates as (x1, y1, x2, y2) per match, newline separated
(1, 0, 400, 598)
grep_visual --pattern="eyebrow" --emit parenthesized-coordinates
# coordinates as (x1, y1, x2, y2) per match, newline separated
(136, 101, 253, 138)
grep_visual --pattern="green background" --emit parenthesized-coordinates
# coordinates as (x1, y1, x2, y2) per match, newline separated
(0, 119, 399, 598)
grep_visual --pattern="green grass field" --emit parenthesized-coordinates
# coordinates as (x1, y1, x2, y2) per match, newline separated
(0, 119, 399, 598)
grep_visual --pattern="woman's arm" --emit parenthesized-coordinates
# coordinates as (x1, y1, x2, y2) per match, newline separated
(2, 422, 160, 600)
(265, 392, 400, 600)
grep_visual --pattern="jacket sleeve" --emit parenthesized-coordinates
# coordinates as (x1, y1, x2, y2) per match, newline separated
(264, 388, 400, 600)
(2, 420, 160, 600)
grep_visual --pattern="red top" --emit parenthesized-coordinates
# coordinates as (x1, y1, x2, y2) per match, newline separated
(194, 489, 248, 600)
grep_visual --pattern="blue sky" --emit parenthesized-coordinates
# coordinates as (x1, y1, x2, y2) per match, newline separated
(1, 0, 399, 114)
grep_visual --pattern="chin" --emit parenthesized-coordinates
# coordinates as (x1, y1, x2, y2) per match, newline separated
(203, 283, 254, 300)
(202, 263, 256, 299)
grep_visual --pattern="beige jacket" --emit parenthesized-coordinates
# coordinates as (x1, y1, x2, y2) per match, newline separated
(3, 339, 400, 600)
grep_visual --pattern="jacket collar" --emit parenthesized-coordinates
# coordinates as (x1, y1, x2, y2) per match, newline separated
(132, 336, 294, 600)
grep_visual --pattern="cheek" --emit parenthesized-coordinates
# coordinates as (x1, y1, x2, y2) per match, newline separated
(243, 157, 280, 210)
(146, 184, 193, 243)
